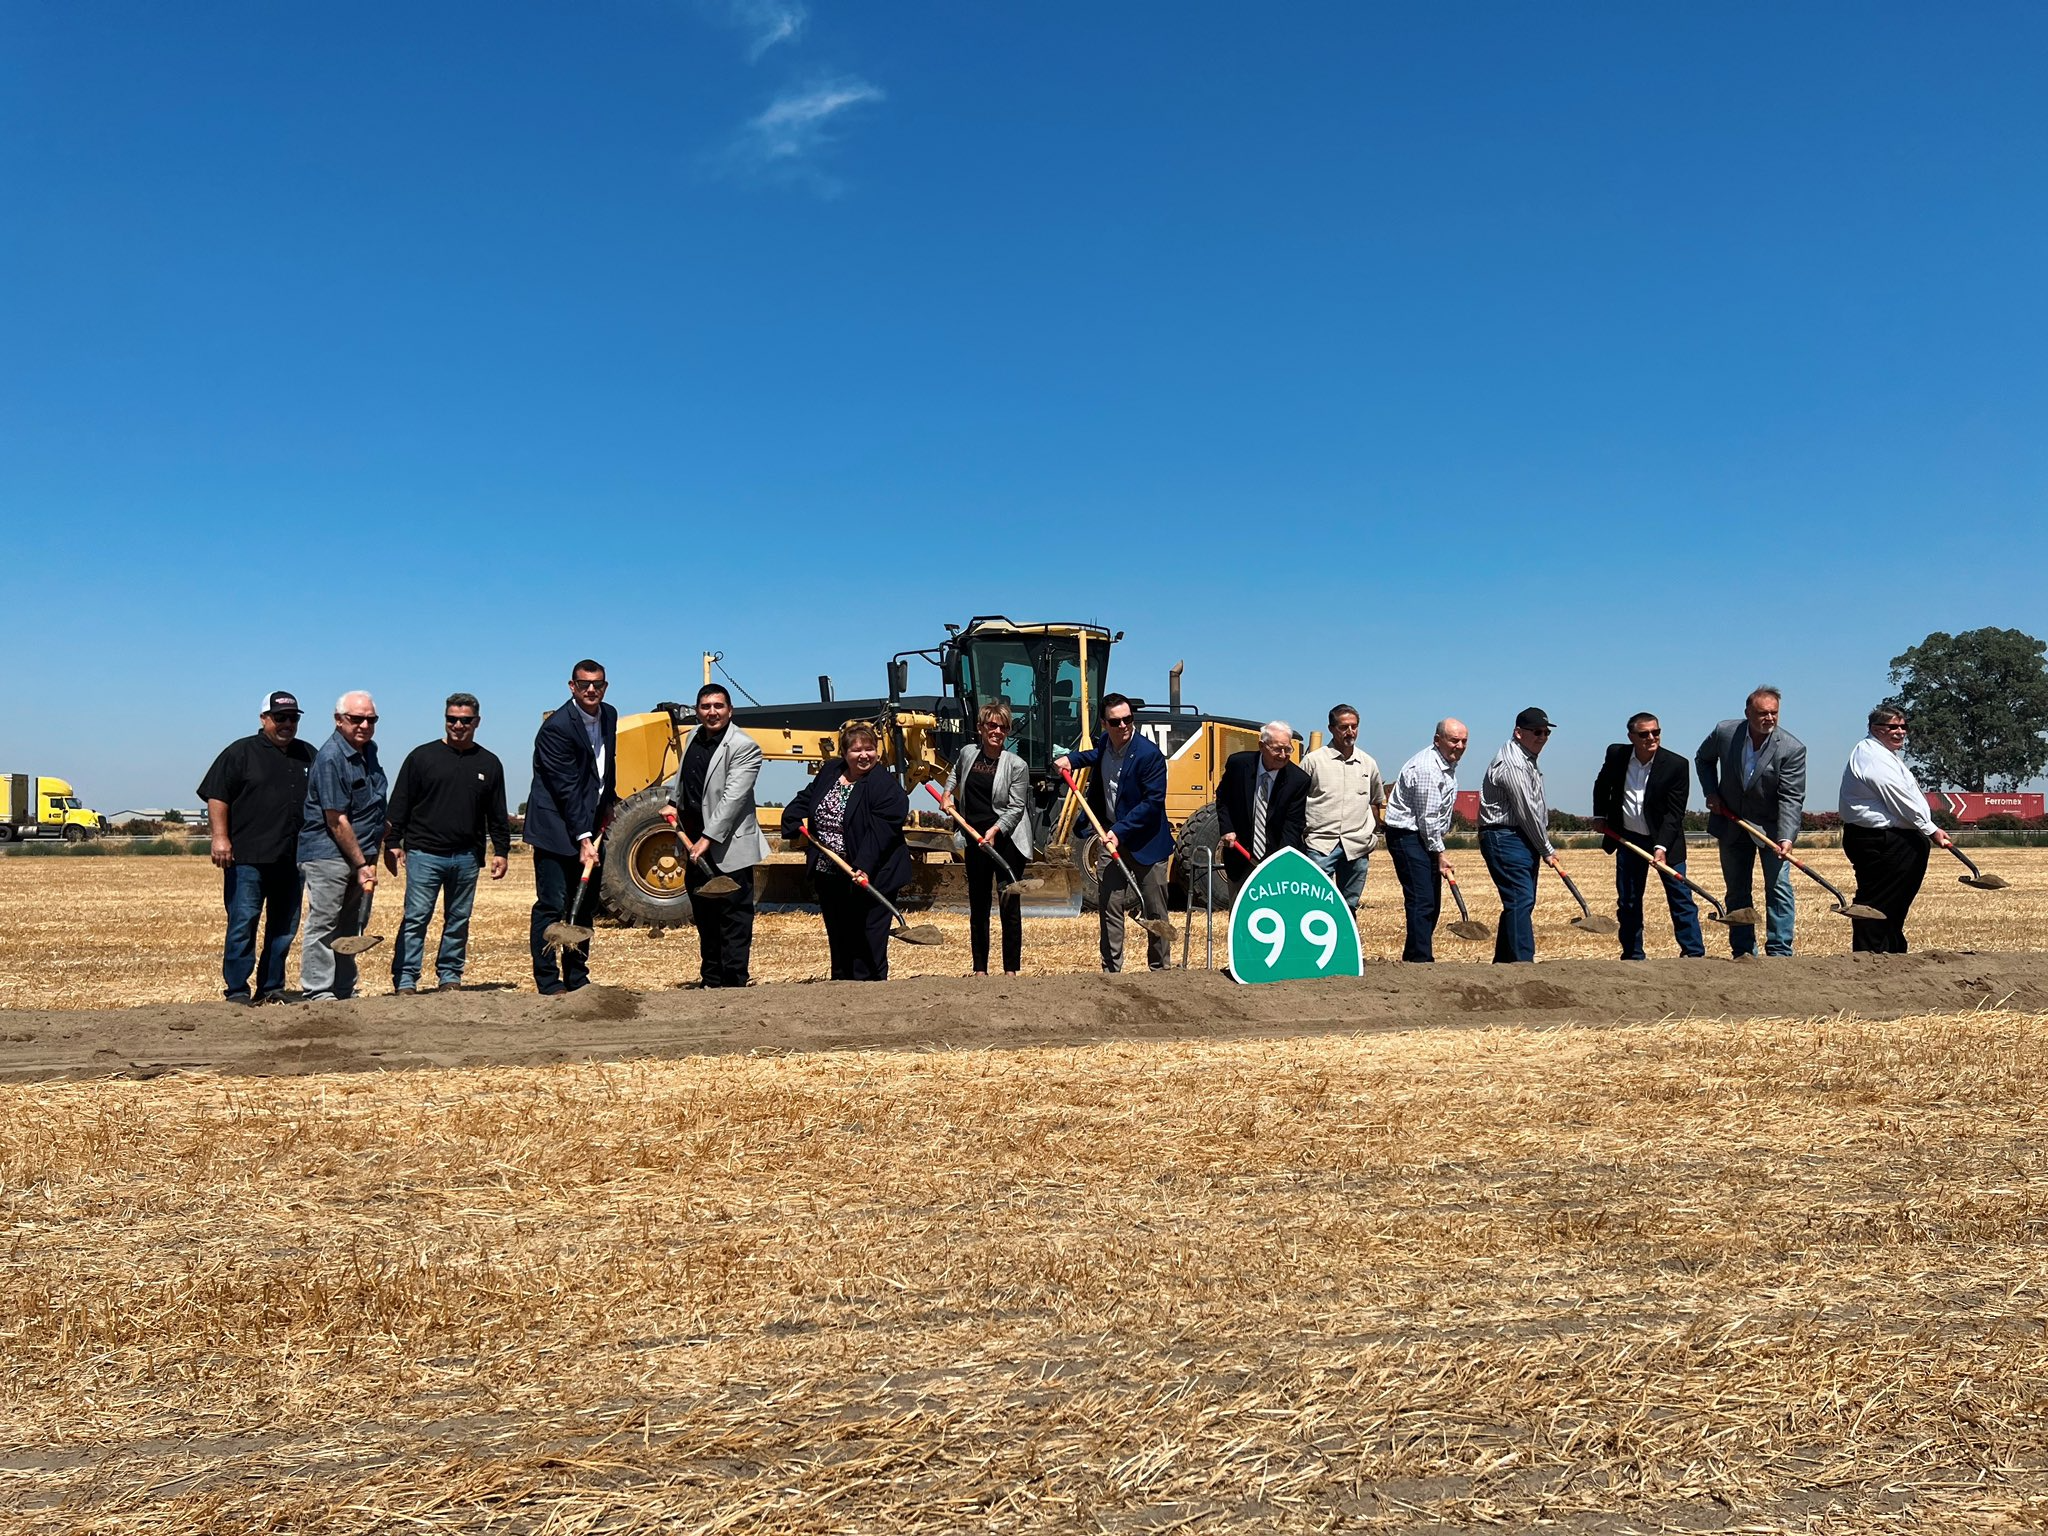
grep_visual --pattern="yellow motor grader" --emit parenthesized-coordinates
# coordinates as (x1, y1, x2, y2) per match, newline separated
(596, 616, 1297, 927)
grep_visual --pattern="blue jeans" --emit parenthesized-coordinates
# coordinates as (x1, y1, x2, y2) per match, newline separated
(1614, 848, 1705, 960)
(1310, 845, 1370, 909)
(393, 850, 483, 990)
(1479, 827, 1539, 963)
(222, 860, 302, 1000)
(1718, 836, 1796, 956)
(1385, 828, 1440, 962)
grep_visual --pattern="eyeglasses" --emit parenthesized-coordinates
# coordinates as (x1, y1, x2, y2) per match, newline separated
(267, 712, 302, 723)
(1877, 721, 1909, 731)
(341, 713, 378, 725)
(571, 678, 608, 691)
(1632, 729, 1661, 738)
(1104, 715, 1135, 730)
(446, 715, 478, 726)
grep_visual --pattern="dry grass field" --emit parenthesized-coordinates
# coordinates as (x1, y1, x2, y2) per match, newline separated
(4, 1012, 2046, 1531)
(5, 848, 2046, 1530)
(2, 843, 2043, 1010)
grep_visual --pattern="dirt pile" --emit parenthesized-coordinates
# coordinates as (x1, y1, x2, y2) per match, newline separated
(3, 949, 2044, 1081)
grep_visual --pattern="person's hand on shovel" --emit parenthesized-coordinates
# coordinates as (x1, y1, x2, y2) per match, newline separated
(1101, 830, 1119, 860)
(577, 835, 600, 874)
(659, 805, 711, 863)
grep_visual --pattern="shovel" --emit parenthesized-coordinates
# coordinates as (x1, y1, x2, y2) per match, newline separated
(542, 845, 601, 948)
(922, 782, 1044, 898)
(330, 868, 387, 955)
(1943, 841, 2009, 890)
(1443, 869, 1492, 942)
(657, 812, 742, 899)
(1056, 763, 1177, 941)
(1602, 826, 1756, 926)
(799, 820, 944, 945)
(1552, 862, 1619, 935)
(1729, 814, 1885, 920)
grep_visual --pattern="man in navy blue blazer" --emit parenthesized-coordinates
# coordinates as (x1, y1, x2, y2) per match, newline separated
(1055, 693, 1175, 971)
(525, 658, 618, 993)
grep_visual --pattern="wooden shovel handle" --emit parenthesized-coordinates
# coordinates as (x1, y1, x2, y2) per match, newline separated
(1056, 762, 1112, 844)
(799, 819, 868, 886)
(1605, 825, 1727, 917)
(923, 780, 988, 843)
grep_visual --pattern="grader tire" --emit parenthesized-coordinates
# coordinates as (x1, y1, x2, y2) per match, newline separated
(1175, 802, 1227, 910)
(1073, 836, 1101, 913)
(600, 788, 696, 930)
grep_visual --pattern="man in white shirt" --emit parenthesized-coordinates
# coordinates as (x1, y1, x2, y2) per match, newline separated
(1383, 719, 1469, 962)
(1838, 703, 1954, 954)
(1301, 704, 1386, 911)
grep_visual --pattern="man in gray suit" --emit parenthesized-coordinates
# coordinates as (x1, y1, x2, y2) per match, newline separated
(663, 683, 768, 987)
(1696, 685, 1807, 958)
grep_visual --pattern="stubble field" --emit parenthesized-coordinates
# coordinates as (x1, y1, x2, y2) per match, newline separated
(2, 848, 2046, 1531)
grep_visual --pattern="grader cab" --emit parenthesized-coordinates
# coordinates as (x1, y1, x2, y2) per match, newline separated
(596, 616, 1288, 927)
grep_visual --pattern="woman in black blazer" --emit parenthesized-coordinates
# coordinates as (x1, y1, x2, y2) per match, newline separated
(781, 722, 913, 981)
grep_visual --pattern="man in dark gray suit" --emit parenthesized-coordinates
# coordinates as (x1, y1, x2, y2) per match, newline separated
(1696, 686, 1806, 958)
(662, 683, 768, 988)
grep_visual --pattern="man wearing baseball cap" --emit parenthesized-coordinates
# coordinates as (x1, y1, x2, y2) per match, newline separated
(1477, 707, 1564, 963)
(198, 692, 316, 1003)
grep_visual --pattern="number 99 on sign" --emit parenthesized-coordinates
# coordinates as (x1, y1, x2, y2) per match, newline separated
(1245, 908, 1340, 970)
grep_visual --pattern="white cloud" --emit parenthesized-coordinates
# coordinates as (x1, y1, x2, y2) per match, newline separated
(720, 75, 884, 191)
(727, 0, 807, 61)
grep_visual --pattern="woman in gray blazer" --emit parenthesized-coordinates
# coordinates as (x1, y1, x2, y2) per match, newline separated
(943, 700, 1035, 975)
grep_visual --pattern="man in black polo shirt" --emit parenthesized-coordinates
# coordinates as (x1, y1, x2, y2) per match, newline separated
(382, 692, 511, 992)
(199, 690, 316, 1004)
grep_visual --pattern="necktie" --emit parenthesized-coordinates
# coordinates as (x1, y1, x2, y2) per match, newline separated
(1252, 771, 1270, 859)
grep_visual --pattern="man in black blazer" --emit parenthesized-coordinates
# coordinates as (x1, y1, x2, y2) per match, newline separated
(524, 658, 619, 993)
(1591, 712, 1704, 960)
(1216, 721, 1310, 892)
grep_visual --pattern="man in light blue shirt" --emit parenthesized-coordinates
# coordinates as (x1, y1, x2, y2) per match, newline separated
(297, 691, 388, 1000)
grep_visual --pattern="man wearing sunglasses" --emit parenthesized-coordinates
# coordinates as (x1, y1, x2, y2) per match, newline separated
(198, 690, 316, 1003)
(296, 690, 389, 1000)
(525, 659, 619, 993)
(1592, 712, 1704, 960)
(1054, 693, 1174, 972)
(383, 693, 511, 992)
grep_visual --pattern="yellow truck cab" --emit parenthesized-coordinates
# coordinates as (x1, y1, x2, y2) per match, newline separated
(0, 774, 107, 843)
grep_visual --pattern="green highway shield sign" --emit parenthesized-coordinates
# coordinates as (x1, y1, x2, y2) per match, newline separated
(1227, 846, 1363, 983)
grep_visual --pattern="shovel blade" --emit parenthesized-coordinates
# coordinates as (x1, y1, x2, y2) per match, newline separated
(1959, 874, 2010, 890)
(1838, 903, 1887, 920)
(889, 924, 946, 946)
(330, 933, 384, 956)
(696, 876, 743, 898)
(543, 923, 594, 947)
(1447, 920, 1492, 941)
(1721, 907, 1761, 926)
(1571, 915, 1620, 936)
(1139, 918, 1178, 940)
(1000, 878, 1048, 898)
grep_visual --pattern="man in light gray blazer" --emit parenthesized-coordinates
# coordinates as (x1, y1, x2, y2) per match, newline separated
(664, 683, 769, 987)
(1696, 685, 1807, 958)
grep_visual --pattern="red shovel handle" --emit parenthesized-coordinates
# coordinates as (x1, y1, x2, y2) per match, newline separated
(925, 779, 990, 843)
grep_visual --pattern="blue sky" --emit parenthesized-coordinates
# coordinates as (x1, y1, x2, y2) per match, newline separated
(4, 1, 2044, 813)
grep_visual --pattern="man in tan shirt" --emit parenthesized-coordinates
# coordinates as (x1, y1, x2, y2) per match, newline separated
(1303, 703, 1386, 910)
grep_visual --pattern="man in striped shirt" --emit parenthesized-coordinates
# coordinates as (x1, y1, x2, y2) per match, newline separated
(1382, 718, 1469, 962)
(1479, 707, 1565, 963)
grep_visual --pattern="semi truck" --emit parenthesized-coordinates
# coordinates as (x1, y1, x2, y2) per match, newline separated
(0, 775, 108, 842)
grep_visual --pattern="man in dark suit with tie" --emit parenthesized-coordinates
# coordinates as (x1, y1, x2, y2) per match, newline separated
(1216, 721, 1310, 893)
(1696, 686, 1807, 958)
(524, 658, 619, 993)
(1592, 712, 1704, 960)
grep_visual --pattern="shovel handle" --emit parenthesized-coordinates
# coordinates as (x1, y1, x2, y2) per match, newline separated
(924, 780, 987, 843)
(1445, 870, 1474, 923)
(1057, 763, 1164, 928)
(800, 819, 921, 929)
(1944, 841, 1989, 880)
(1056, 762, 1111, 842)
(1731, 814, 1851, 904)
(1554, 865, 1594, 918)
(1605, 825, 1728, 919)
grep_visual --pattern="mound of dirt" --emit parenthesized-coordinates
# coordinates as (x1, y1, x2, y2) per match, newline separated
(3, 950, 2044, 1083)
